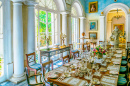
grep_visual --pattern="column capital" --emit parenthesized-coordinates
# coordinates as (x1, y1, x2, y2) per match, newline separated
(24, 1, 38, 6)
(99, 16, 105, 19)
(107, 20, 112, 23)
(60, 11, 70, 15)
(79, 17, 86, 20)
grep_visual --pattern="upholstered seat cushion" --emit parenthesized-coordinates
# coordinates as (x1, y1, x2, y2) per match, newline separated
(120, 66, 127, 73)
(117, 77, 127, 85)
(119, 74, 126, 78)
(30, 63, 41, 70)
(121, 60, 127, 66)
(122, 56, 127, 60)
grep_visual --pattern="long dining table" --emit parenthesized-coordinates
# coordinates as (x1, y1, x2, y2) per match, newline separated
(45, 48, 124, 86)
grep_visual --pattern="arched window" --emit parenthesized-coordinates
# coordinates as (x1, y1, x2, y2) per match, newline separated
(0, 1, 3, 77)
(35, 0, 58, 62)
(71, 6, 79, 49)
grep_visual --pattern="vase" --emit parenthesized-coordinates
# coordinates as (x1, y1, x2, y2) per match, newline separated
(103, 55, 106, 58)
(98, 54, 103, 59)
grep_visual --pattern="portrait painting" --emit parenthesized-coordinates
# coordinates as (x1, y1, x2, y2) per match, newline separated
(113, 24, 124, 35)
(89, 20, 97, 31)
(89, 32, 97, 39)
(89, 1, 98, 13)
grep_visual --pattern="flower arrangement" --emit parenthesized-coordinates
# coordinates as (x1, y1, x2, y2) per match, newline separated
(93, 45, 107, 55)
(45, 35, 51, 50)
(60, 33, 66, 46)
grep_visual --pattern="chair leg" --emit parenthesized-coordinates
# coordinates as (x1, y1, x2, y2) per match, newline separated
(70, 52, 72, 59)
(28, 69, 30, 76)
(35, 70, 38, 83)
(74, 53, 76, 59)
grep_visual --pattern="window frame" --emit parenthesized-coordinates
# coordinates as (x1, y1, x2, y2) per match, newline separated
(0, 0, 3, 77)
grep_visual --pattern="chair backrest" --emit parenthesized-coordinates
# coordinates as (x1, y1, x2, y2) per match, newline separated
(127, 42, 130, 48)
(25, 67, 44, 86)
(106, 45, 114, 50)
(69, 44, 73, 50)
(41, 60, 53, 74)
(26, 52, 36, 67)
(62, 55, 70, 64)
(99, 41, 104, 45)
(41, 60, 53, 85)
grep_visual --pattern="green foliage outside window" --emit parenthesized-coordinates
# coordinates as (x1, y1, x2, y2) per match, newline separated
(36, 10, 52, 47)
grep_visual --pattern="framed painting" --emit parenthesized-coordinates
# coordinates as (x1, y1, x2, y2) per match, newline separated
(113, 24, 124, 35)
(89, 1, 98, 13)
(89, 32, 97, 39)
(89, 20, 98, 31)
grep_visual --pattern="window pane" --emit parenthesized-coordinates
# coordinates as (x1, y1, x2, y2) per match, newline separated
(48, 33, 52, 45)
(40, 35, 46, 47)
(48, 12, 51, 23)
(39, 22, 46, 33)
(39, 10, 46, 23)
(48, 23, 51, 32)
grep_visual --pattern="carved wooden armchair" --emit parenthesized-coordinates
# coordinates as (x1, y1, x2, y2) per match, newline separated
(69, 44, 79, 59)
(99, 41, 104, 45)
(25, 67, 45, 86)
(62, 55, 70, 64)
(41, 60, 53, 86)
(26, 52, 41, 83)
(127, 42, 130, 55)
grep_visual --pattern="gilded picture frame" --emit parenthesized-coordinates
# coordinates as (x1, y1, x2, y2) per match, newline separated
(89, 1, 98, 13)
(113, 24, 124, 35)
(89, 32, 97, 39)
(89, 20, 98, 31)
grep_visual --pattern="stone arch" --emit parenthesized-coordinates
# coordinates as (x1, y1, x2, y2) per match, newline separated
(71, 0, 85, 17)
(54, 0, 66, 12)
(102, 3, 130, 42)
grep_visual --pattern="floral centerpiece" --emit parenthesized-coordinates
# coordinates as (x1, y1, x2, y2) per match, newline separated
(93, 45, 107, 58)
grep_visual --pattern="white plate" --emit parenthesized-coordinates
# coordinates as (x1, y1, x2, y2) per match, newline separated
(64, 63, 71, 67)
(48, 74, 58, 79)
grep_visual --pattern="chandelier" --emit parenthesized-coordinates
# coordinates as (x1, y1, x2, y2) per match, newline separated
(114, 9, 122, 20)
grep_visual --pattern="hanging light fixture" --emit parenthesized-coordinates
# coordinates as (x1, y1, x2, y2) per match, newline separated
(114, 9, 122, 20)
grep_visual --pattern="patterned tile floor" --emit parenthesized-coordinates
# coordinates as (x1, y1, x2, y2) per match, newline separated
(0, 60, 64, 86)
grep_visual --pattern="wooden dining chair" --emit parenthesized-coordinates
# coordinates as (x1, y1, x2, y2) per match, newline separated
(25, 67, 45, 86)
(106, 45, 114, 50)
(41, 60, 53, 86)
(26, 52, 41, 83)
(62, 55, 70, 64)
(69, 44, 79, 59)
(99, 41, 104, 45)
(127, 42, 130, 55)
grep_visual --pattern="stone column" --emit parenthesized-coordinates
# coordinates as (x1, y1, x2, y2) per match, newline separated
(27, 3, 36, 54)
(79, 17, 85, 43)
(61, 12, 68, 45)
(68, 14, 72, 44)
(10, 1, 25, 83)
(99, 16, 105, 41)
(107, 21, 112, 41)
(127, 14, 130, 42)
